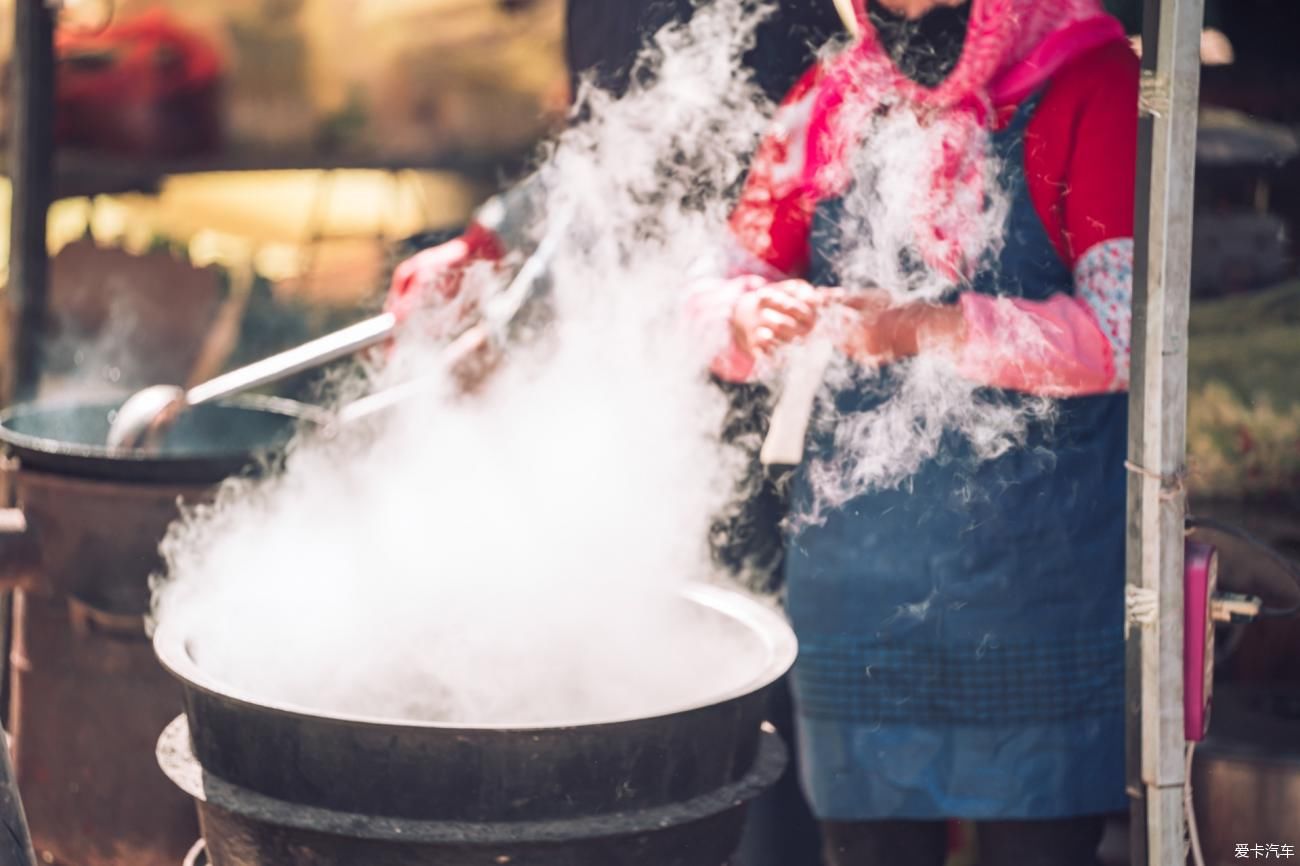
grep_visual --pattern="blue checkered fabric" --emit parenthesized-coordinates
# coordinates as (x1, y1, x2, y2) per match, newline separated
(796, 630, 1124, 726)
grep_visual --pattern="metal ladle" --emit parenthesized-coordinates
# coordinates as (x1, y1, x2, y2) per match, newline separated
(105, 313, 397, 450)
(107, 211, 566, 451)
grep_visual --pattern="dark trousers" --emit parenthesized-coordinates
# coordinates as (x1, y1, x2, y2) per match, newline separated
(734, 677, 823, 866)
(821, 816, 1107, 866)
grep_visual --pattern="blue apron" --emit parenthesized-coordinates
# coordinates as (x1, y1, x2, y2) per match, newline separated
(785, 97, 1129, 820)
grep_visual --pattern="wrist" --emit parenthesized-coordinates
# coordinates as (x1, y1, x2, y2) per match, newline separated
(916, 303, 966, 354)
(880, 303, 965, 358)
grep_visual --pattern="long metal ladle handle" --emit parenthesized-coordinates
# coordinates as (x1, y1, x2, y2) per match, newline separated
(184, 312, 397, 407)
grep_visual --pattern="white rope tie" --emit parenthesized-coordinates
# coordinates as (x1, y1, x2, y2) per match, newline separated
(1126, 585, 1159, 638)
(1124, 460, 1187, 502)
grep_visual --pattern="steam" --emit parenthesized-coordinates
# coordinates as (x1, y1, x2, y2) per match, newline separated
(153, 1, 779, 726)
(795, 95, 1052, 524)
(44, 291, 150, 398)
(38, 243, 223, 400)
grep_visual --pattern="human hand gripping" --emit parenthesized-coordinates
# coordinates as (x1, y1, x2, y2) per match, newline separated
(386, 224, 505, 329)
(730, 278, 827, 359)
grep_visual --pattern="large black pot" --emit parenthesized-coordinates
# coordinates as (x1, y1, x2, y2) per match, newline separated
(156, 584, 797, 866)
(0, 395, 309, 614)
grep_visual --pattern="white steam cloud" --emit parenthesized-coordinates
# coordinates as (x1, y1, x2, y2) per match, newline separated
(153, 1, 779, 726)
(795, 98, 1052, 524)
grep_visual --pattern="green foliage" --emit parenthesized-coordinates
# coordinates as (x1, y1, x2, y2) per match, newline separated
(1186, 281, 1300, 498)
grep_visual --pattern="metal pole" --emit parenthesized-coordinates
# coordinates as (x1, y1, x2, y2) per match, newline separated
(5, 0, 56, 405)
(0, 10, 55, 860)
(1126, 0, 1204, 864)
(0, 731, 35, 866)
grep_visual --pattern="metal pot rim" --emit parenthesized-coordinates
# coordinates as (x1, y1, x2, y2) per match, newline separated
(153, 582, 797, 732)
(0, 394, 321, 463)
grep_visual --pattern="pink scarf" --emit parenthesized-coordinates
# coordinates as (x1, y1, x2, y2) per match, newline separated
(803, 0, 1125, 279)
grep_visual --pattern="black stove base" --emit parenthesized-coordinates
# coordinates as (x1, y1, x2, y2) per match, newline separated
(161, 717, 784, 866)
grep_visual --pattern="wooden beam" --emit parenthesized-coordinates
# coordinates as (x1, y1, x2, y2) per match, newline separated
(1127, 0, 1204, 864)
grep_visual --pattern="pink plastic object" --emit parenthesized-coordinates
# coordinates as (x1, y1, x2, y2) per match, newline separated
(1184, 540, 1219, 742)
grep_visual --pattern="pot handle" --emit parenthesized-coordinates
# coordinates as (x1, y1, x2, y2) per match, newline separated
(66, 597, 148, 642)
(0, 508, 40, 592)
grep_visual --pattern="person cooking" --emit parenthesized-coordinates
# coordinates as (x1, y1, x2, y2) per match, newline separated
(696, 1, 1137, 864)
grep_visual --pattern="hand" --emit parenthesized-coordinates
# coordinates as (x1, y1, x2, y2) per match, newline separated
(731, 279, 825, 358)
(388, 241, 474, 319)
(386, 224, 503, 326)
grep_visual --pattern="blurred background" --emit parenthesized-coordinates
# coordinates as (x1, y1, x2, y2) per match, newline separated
(0, 0, 567, 401)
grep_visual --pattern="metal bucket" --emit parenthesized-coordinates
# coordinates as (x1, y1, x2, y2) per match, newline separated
(1192, 684, 1300, 864)
(9, 592, 198, 866)
(0, 395, 308, 866)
